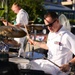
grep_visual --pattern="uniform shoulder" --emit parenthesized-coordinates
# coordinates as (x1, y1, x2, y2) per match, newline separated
(64, 31, 75, 39)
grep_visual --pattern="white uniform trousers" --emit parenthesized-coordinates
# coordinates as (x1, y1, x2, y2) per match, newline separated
(27, 59, 69, 75)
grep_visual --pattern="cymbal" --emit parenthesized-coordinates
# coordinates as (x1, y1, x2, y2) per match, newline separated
(27, 24, 44, 31)
(0, 26, 27, 38)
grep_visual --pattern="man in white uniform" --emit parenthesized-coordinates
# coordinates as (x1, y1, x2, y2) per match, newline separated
(2, 2, 29, 57)
(27, 12, 75, 75)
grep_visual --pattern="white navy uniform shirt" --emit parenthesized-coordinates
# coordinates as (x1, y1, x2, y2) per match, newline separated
(14, 9, 29, 57)
(16, 9, 29, 25)
(47, 26, 75, 66)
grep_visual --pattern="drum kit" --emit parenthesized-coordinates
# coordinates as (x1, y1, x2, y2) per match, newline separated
(0, 25, 44, 58)
(0, 26, 26, 52)
(0, 25, 44, 69)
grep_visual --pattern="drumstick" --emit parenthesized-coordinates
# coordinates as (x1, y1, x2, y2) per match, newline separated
(24, 25, 31, 40)
(24, 25, 29, 35)
(44, 57, 60, 68)
(24, 25, 33, 44)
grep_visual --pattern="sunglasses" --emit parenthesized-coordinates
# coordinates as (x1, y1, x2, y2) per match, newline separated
(45, 19, 57, 27)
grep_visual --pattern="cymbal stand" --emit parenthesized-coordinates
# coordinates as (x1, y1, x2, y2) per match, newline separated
(25, 25, 37, 60)
(27, 42, 31, 58)
(21, 25, 30, 58)
(25, 26, 34, 59)
(26, 26, 36, 60)
(31, 29, 37, 59)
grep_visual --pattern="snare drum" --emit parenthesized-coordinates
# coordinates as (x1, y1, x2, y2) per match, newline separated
(9, 57, 29, 69)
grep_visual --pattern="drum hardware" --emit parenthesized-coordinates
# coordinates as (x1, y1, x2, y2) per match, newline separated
(0, 26, 27, 38)
(25, 42, 31, 58)
(29, 27, 36, 59)
(24, 24, 47, 60)
(0, 40, 8, 51)
(22, 25, 35, 59)
(23, 25, 31, 59)
(24, 25, 46, 60)
(0, 40, 9, 62)
(0, 39, 19, 58)
(30, 29, 37, 59)
(0, 25, 27, 58)
(0, 41, 9, 62)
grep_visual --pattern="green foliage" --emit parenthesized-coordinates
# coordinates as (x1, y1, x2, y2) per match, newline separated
(0, 2, 5, 17)
(70, 19, 75, 25)
(0, 1, 7, 26)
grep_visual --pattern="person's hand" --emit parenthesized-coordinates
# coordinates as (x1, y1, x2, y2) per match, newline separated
(26, 35, 30, 40)
(26, 35, 34, 45)
(2, 20, 8, 26)
(15, 24, 21, 28)
(60, 63, 70, 72)
(28, 39, 34, 45)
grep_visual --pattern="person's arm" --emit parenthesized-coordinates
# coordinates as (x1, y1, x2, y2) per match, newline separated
(69, 57, 75, 64)
(60, 33, 75, 72)
(60, 57, 75, 72)
(2, 20, 14, 26)
(28, 38, 48, 50)
(3, 20, 22, 28)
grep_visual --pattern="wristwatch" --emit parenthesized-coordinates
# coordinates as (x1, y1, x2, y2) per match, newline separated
(68, 62, 73, 67)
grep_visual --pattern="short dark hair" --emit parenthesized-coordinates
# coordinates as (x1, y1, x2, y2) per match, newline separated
(44, 12, 58, 20)
(13, 2, 21, 8)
